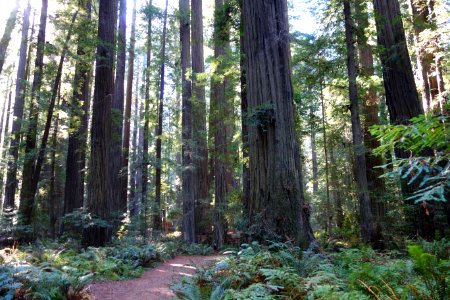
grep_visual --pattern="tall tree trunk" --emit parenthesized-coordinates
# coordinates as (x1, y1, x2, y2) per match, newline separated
(191, 0, 209, 239)
(0, 0, 19, 76)
(310, 105, 318, 194)
(48, 90, 62, 239)
(355, 0, 385, 241)
(3, 2, 31, 214)
(212, 0, 232, 250)
(83, 0, 117, 247)
(129, 58, 141, 217)
(329, 146, 344, 228)
(142, 0, 153, 239)
(180, 0, 195, 243)
(344, 0, 377, 245)
(122, 0, 137, 212)
(242, 0, 315, 248)
(372, 0, 423, 124)
(373, 0, 434, 239)
(64, 0, 92, 216)
(18, 0, 48, 228)
(111, 0, 127, 215)
(154, 0, 168, 232)
(239, 0, 250, 216)
(320, 83, 332, 236)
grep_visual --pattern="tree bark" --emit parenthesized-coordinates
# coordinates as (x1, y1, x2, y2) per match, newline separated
(48, 90, 62, 238)
(191, 0, 210, 239)
(111, 0, 127, 215)
(310, 105, 318, 194)
(372, 0, 423, 124)
(3, 2, 31, 216)
(83, 0, 117, 247)
(180, 0, 195, 243)
(64, 0, 92, 216)
(122, 0, 137, 212)
(373, 0, 434, 239)
(242, 0, 315, 248)
(355, 0, 385, 242)
(344, 0, 377, 245)
(142, 0, 153, 239)
(154, 0, 168, 232)
(239, 0, 250, 216)
(18, 0, 48, 228)
(320, 83, 332, 236)
(212, 0, 233, 250)
(0, 0, 19, 76)
(129, 58, 141, 218)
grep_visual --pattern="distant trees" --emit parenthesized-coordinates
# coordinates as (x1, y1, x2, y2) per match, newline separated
(0, 0, 447, 248)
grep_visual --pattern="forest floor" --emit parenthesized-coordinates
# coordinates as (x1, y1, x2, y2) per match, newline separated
(86, 255, 222, 300)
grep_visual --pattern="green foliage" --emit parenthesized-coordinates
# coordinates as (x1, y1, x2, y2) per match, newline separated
(371, 113, 450, 203)
(173, 240, 450, 299)
(408, 243, 450, 299)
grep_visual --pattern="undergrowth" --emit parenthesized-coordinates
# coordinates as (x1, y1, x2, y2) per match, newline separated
(0, 236, 213, 299)
(172, 239, 450, 300)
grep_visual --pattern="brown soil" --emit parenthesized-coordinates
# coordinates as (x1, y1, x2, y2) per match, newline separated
(86, 255, 221, 300)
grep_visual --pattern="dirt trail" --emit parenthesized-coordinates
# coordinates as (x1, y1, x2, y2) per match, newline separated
(87, 255, 221, 300)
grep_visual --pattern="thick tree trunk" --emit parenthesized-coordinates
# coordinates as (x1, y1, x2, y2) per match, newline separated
(83, 0, 117, 247)
(18, 0, 48, 228)
(372, 0, 423, 124)
(3, 2, 31, 213)
(0, 0, 19, 76)
(64, 1, 92, 216)
(180, 0, 195, 243)
(142, 0, 152, 238)
(242, 0, 315, 248)
(154, 0, 168, 232)
(122, 0, 137, 212)
(111, 0, 127, 215)
(344, 0, 377, 245)
(191, 0, 210, 239)
(373, 0, 434, 239)
(355, 0, 385, 241)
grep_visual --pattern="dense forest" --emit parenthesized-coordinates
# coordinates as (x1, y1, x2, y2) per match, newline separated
(0, 0, 449, 299)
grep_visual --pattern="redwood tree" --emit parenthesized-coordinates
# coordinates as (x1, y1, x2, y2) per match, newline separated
(343, 0, 377, 245)
(122, 0, 137, 210)
(180, 0, 195, 243)
(112, 0, 127, 214)
(83, 0, 117, 247)
(191, 0, 209, 239)
(3, 2, 31, 213)
(154, 0, 169, 232)
(242, 0, 315, 247)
